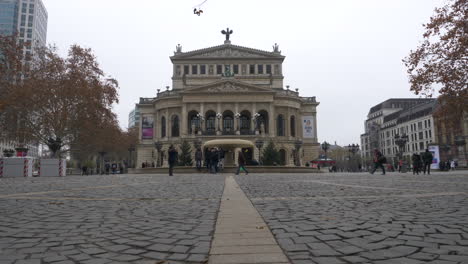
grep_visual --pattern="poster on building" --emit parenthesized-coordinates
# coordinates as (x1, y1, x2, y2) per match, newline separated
(428, 145, 440, 170)
(302, 116, 314, 138)
(141, 116, 154, 139)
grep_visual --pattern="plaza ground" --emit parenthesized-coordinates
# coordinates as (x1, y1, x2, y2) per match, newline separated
(0, 171, 467, 264)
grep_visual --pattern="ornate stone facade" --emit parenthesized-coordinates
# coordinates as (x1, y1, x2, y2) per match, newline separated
(136, 31, 320, 168)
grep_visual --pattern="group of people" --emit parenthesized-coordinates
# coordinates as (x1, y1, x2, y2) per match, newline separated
(439, 159, 457, 171)
(167, 145, 249, 176)
(410, 149, 434, 175)
(202, 147, 224, 174)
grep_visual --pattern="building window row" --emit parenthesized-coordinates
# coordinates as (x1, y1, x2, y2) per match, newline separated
(176, 64, 278, 76)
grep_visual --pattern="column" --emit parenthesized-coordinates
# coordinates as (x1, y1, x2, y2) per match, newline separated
(235, 102, 239, 133)
(269, 103, 275, 136)
(313, 113, 318, 142)
(166, 108, 170, 138)
(200, 103, 205, 132)
(251, 102, 257, 132)
(286, 107, 290, 138)
(217, 102, 221, 134)
(155, 111, 159, 139)
(182, 104, 188, 136)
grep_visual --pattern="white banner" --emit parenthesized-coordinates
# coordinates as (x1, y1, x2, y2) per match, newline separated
(302, 116, 314, 138)
(428, 145, 440, 170)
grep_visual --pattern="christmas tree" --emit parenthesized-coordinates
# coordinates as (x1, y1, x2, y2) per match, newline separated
(261, 141, 280, 166)
(178, 141, 193, 166)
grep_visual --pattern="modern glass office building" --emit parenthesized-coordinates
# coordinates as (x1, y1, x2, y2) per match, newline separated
(0, 0, 18, 36)
(0, 0, 48, 49)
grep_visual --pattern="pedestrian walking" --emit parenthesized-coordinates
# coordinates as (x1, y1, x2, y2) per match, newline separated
(235, 150, 249, 175)
(370, 149, 386, 175)
(450, 160, 456, 171)
(168, 145, 178, 176)
(422, 149, 433, 175)
(412, 153, 422, 175)
(195, 148, 203, 172)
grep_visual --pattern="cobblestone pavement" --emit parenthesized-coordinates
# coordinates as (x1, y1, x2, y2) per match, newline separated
(235, 171, 468, 264)
(1, 172, 468, 264)
(0, 174, 224, 264)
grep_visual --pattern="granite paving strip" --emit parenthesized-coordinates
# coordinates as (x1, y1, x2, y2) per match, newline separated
(208, 176, 290, 264)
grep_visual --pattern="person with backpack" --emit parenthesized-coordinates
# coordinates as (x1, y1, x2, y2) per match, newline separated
(422, 149, 433, 175)
(370, 149, 386, 175)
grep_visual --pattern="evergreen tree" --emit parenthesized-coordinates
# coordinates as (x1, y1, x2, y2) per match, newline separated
(178, 141, 193, 166)
(261, 141, 280, 166)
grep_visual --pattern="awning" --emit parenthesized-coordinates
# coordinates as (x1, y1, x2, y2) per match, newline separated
(203, 139, 255, 149)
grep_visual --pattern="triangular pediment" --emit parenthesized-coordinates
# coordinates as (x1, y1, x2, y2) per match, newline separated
(171, 44, 284, 60)
(182, 80, 274, 94)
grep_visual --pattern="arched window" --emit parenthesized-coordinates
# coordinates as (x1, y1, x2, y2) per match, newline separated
(279, 149, 286, 165)
(205, 110, 216, 134)
(223, 110, 234, 132)
(171, 115, 179, 137)
(188, 110, 200, 134)
(161, 116, 166, 138)
(290, 116, 296, 137)
(277, 114, 285, 136)
(256, 110, 269, 134)
(240, 110, 251, 135)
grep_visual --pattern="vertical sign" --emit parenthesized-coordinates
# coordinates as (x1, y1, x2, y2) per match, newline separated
(302, 116, 314, 138)
(428, 145, 440, 170)
(141, 116, 154, 139)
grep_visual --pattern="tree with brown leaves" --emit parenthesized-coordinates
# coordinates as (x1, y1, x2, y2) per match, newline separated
(0, 35, 120, 157)
(403, 0, 467, 128)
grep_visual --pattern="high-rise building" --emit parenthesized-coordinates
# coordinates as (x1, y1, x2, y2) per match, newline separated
(0, 0, 47, 159)
(0, 0, 48, 52)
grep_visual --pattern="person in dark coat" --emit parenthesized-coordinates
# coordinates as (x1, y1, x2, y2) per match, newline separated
(168, 145, 178, 176)
(195, 148, 203, 172)
(210, 148, 219, 174)
(235, 150, 249, 175)
(370, 149, 386, 175)
(412, 153, 422, 175)
(422, 149, 433, 175)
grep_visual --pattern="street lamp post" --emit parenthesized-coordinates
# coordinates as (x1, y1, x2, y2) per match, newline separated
(127, 146, 135, 169)
(347, 144, 359, 172)
(394, 134, 408, 173)
(154, 142, 163, 167)
(295, 139, 303, 166)
(321, 141, 330, 161)
(255, 139, 264, 165)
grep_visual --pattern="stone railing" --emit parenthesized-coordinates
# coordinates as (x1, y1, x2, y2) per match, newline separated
(157, 90, 179, 98)
(276, 90, 299, 97)
(139, 98, 154, 104)
(301, 97, 316, 103)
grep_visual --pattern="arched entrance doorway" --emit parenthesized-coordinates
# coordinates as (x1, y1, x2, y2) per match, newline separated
(203, 139, 255, 166)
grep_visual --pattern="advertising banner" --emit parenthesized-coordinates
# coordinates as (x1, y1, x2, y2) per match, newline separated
(141, 116, 154, 139)
(302, 116, 314, 138)
(428, 145, 440, 170)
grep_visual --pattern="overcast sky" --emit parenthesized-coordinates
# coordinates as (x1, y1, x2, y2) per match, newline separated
(43, 0, 444, 146)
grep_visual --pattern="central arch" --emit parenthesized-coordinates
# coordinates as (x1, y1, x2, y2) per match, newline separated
(203, 139, 255, 166)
